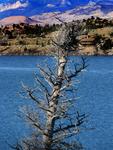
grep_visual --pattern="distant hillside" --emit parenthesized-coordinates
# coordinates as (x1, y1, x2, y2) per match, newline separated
(0, 16, 41, 25)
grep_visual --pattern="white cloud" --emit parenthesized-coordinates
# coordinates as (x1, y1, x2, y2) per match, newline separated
(0, 1, 29, 12)
(47, 4, 55, 7)
(61, 0, 71, 6)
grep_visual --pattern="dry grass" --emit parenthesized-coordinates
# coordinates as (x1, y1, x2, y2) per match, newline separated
(89, 27, 113, 37)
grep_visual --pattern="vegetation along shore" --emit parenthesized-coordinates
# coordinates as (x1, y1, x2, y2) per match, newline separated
(1, 17, 113, 55)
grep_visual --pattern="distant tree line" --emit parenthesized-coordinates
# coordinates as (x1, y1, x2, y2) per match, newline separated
(0, 23, 62, 39)
(83, 16, 113, 29)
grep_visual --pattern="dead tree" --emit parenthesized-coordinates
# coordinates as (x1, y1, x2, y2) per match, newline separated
(15, 21, 88, 150)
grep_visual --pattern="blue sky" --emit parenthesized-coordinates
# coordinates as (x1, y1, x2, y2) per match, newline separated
(0, 0, 91, 5)
(1, 0, 109, 6)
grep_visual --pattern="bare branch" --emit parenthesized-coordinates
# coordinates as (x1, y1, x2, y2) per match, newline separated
(34, 73, 51, 97)
(37, 64, 55, 87)
(21, 82, 52, 113)
(67, 57, 88, 81)
(25, 113, 47, 136)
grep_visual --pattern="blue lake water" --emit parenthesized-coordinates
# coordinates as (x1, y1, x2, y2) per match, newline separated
(0, 56, 113, 150)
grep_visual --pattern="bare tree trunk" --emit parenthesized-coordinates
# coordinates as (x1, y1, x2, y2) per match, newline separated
(44, 54, 67, 150)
